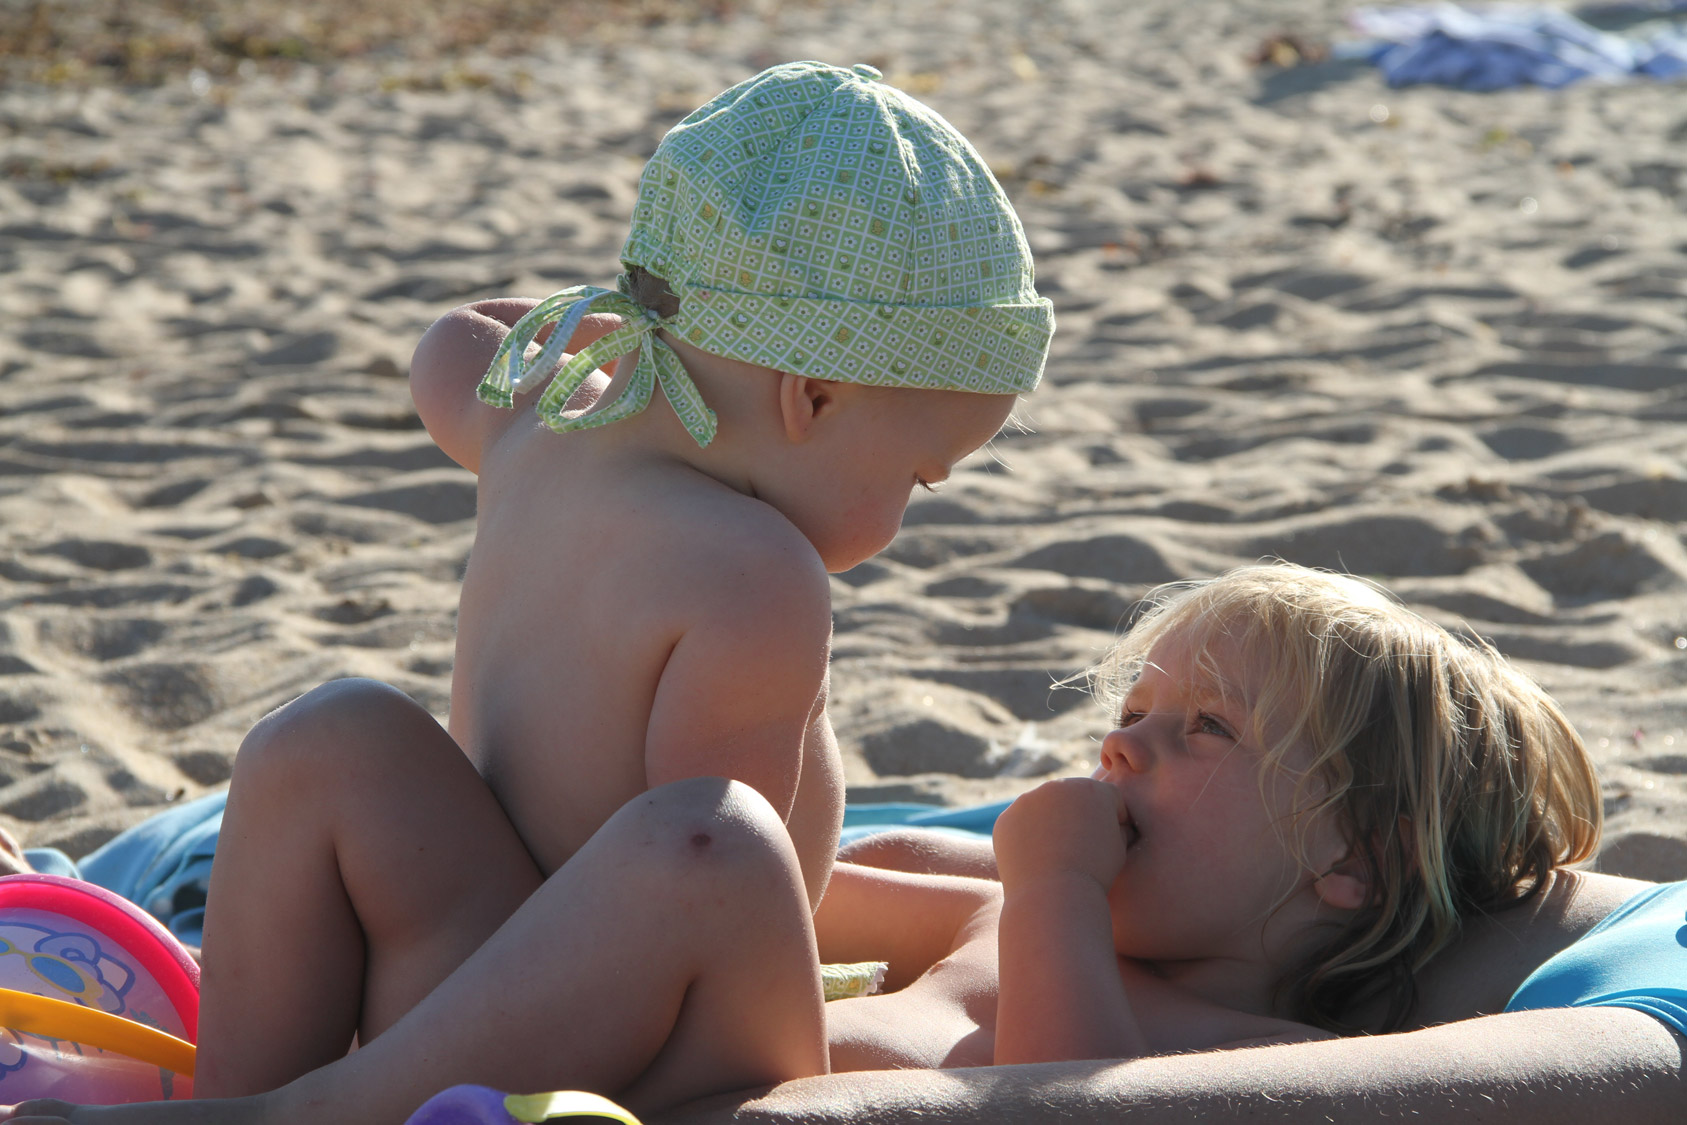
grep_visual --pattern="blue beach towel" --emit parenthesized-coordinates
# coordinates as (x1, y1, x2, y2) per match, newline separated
(840, 800, 1009, 845)
(24, 792, 1008, 943)
(1347, 3, 1687, 89)
(25, 791, 224, 946)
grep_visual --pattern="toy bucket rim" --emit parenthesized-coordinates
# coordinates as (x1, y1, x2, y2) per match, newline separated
(0, 874, 200, 1042)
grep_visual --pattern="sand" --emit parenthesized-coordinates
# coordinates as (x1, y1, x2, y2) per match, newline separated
(2, 0, 1685, 879)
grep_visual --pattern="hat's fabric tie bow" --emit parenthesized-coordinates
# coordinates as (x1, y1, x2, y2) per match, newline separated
(477, 285, 718, 448)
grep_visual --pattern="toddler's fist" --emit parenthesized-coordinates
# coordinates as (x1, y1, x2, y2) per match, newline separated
(993, 777, 1130, 893)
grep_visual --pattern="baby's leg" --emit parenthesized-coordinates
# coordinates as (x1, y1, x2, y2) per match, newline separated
(2, 777, 826, 1125)
(297, 776, 828, 1118)
(194, 678, 543, 1097)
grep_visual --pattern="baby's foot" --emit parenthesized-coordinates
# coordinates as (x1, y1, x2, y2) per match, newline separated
(0, 826, 34, 878)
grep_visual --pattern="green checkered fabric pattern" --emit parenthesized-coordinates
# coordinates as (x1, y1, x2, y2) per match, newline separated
(479, 286, 720, 445)
(821, 960, 889, 1001)
(479, 60, 1053, 447)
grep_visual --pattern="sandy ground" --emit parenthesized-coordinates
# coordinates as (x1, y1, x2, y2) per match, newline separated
(2, 0, 1685, 879)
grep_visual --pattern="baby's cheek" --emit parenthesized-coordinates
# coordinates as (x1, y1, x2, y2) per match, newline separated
(817, 500, 904, 571)
(854, 492, 907, 551)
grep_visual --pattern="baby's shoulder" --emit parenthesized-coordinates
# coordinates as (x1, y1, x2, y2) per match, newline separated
(637, 485, 836, 732)
(659, 485, 832, 620)
(476, 437, 830, 639)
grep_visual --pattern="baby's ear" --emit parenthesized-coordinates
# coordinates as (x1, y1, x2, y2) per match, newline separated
(777, 373, 841, 443)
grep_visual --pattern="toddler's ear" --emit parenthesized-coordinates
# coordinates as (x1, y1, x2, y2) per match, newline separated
(1315, 815, 1414, 913)
(777, 373, 840, 443)
(1312, 847, 1371, 912)
(1312, 867, 1369, 912)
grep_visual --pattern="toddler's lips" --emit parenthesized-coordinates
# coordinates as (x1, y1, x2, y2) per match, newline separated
(1123, 813, 1141, 849)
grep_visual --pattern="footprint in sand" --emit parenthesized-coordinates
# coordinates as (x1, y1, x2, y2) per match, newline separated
(1008, 534, 1179, 586)
(37, 617, 167, 662)
(1519, 532, 1687, 605)
(1599, 832, 1687, 882)
(99, 662, 222, 732)
(36, 539, 152, 572)
(335, 472, 478, 525)
(1231, 511, 1486, 579)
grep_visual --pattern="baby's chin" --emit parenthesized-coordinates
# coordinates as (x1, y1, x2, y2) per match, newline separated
(825, 547, 886, 574)
(817, 527, 901, 573)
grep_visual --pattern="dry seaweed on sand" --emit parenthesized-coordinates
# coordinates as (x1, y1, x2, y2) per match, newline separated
(0, 0, 763, 86)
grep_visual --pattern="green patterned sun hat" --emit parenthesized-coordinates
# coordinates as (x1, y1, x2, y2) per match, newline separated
(480, 60, 1054, 447)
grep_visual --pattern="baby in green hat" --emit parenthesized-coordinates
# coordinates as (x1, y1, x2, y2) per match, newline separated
(421, 58, 1048, 905)
(3, 62, 1051, 1121)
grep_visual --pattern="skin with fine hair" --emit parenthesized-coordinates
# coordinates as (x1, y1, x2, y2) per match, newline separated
(651, 1002, 1684, 1125)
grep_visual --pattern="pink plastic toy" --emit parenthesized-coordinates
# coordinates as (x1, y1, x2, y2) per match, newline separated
(0, 874, 199, 1103)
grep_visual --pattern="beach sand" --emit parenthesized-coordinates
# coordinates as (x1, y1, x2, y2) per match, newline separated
(2, 0, 1685, 878)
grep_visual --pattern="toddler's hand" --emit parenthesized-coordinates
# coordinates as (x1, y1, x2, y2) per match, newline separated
(993, 777, 1129, 893)
(0, 1101, 78, 1123)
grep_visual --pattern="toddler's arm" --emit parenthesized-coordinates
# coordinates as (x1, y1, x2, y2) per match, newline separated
(837, 828, 999, 880)
(815, 862, 1000, 991)
(992, 778, 1148, 1064)
(409, 298, 622, 473)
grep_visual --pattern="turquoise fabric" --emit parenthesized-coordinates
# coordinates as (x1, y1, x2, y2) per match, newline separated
(838, 799, 1008, 846)
(24, 791, 225, 946)
(1505, 879, 1687, 1034)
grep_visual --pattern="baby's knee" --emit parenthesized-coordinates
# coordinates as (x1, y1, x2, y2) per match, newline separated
(626, 778, 797, 888)
(235, 678, 433, 781)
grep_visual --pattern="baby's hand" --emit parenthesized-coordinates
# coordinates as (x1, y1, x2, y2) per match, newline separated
(993, 777, 1129, 893)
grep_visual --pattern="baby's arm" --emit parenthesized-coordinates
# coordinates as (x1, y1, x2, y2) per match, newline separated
(643, 524, 835, 891)
(991, 778, 1147, 1064)
(409, 298, 622, 473)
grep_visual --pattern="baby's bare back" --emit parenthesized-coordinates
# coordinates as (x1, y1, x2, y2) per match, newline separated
(450, 414, 843, 897)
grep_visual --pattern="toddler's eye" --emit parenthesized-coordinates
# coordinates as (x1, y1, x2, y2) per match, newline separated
(1196, 712, 1234, 739)
(1118, 710, 1144, 727)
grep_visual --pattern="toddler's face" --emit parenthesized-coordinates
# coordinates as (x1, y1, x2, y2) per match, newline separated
(1090, 624, 1348, 964)
(790, 388, 1016, 572)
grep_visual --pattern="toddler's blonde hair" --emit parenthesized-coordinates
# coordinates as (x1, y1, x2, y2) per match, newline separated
(1090, 562, 1600, 1032)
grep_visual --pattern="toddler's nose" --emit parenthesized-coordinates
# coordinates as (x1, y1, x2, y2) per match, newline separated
(1098, 724, 1151, 776)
